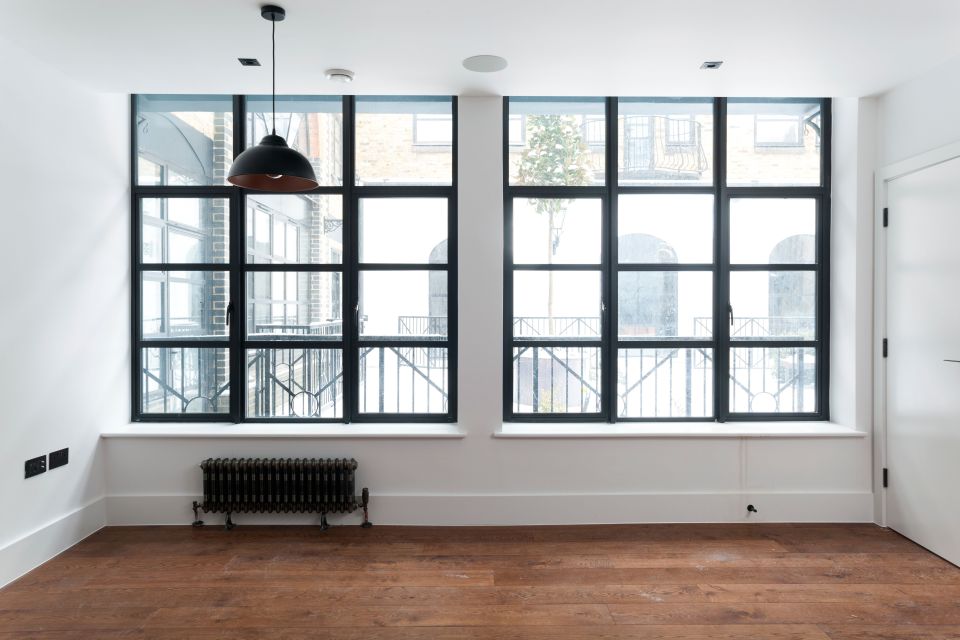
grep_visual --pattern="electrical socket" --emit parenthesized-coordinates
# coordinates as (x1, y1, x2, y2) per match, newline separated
(25, 455, 46, 479)
(49, 448, 69, 470)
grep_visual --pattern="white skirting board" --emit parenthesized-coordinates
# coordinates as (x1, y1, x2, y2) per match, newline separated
(0, 498, 106, 588)
(106, 492, 875, 527)
(0, 492, 874, 587)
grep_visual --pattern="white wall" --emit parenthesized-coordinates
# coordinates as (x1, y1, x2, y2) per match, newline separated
(0, 37, 128, 586)
(876, 55, 960, 166)
(102, 97, 875, 529)
(870, 54, 960, 525)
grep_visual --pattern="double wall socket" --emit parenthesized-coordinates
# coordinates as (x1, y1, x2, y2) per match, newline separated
(25, 455, 46, 479)
(24, 448, 69, 479)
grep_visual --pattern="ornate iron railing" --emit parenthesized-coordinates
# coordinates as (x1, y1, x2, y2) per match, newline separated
(246, 347, 343, 418)
(621, 115, 709, 180)
(141, 314, 814, 417)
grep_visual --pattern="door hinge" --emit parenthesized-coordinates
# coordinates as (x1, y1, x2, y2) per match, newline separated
(883, 207, 889, 228)
(882, 467, 889, 488)
(882, 338, 888, 358)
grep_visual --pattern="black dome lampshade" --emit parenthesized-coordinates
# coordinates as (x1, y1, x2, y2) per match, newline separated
(228, 5, 318, 193)
(228, 133, 318, 191)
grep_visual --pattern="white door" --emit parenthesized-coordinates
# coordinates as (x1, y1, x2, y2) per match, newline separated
(886, 155, 960, 566)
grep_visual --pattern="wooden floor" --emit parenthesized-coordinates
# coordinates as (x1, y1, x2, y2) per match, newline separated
(2, 524, 960, 639)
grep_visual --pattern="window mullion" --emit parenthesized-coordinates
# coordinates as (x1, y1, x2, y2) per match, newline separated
(715, 97, 729, 422)
(604, 96, 617, 423)
(230, 187, 244, 423)
(342, 94, 357, 423)
(818, 99, 832, 419)
(130, 96, 142, 421)
(230, 95, 245, 423)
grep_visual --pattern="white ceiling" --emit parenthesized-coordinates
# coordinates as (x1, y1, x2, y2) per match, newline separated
(2, 0, 960, 97)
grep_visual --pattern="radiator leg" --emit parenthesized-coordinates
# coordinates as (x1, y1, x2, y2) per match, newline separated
(320, 512, 329, 531)
(191, 501, 204, 527)
(225, 512, 235, 531)
(361, 487, 373, 528)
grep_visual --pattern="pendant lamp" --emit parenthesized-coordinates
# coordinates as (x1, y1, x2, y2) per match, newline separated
(228, 5, 318, 192)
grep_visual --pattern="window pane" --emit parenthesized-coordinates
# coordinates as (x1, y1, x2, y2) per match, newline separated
(355, 97, 452, 185)
(618, 194, 714, 264)
(513, 271, 601, 339)
(618, 348, 713, 418)
(508, 98, 605, 186)
(246, 272, 342, 339)
(513, 198, 600, 264)
(512, 346, 601, 414)
(141, 271, 229, 339)
(360, 271, 447, 338)
(359, 347, 448, 414)
(245, 193, 342, 264)
(618, 99, 713, 185)
(730, 347, 817, 413)
(730, 199, 816, 264)
(359, 198, 447, 264)
(246, 348, 343, 419)
(508, 114, 525, 146)
(141, 197, 229, 264)
(727, 100, 822, 186)
(618, 272, 712, 339)
(413, 114, 452, 146)
(730, 271, 816, 340)
(141, 347, 229, 414)
(136, 95, 232, 186)
(246, 96, 342, 186)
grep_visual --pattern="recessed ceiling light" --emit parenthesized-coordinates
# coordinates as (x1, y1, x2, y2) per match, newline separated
(238, 58, 261, 67)
(325, 68, 355, 83)
(463, 55, 508, 73)
(700, 61, 723, 70)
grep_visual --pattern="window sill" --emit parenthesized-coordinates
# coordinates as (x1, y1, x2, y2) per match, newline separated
(101, 423, 467, 439)
(494, 422, 867, 439)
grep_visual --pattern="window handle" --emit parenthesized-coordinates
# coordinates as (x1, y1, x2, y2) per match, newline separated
(226, 301, 234, 326)
(728, 304, 734, 326)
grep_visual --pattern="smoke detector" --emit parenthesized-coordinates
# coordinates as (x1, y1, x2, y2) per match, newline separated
(325, 68, 355, 83)
(463, 55, 508, 73)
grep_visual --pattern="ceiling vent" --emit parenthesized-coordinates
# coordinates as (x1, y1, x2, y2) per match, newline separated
(325, 68, 355, 83)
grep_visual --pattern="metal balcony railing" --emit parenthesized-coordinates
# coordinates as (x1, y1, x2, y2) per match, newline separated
(251, 320, 344, 338)
(397, 315, 448, 337)
(247, 347, 343, 418)
(511, 316, 601, 339)
(141, 314, 815, 417)
(620, 115, 709, 181)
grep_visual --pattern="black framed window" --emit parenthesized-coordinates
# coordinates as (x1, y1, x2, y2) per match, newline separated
(504, 96, 830, 422)
(132, 94, 457, 423)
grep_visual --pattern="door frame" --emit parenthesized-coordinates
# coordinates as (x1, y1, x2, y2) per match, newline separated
(874, 139, 960, 528)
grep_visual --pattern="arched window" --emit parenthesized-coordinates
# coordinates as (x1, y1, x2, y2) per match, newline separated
(618, 233, 678, 336)
(768, 234, 815, 338)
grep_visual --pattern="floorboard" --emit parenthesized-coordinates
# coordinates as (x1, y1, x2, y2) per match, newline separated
(1, 524, 957, 638)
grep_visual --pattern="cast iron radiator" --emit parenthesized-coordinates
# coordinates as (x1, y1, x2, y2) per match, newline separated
(191, 458, 371, 530)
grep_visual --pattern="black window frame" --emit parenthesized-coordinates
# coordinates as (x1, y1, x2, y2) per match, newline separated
(503, 96, 830, 423)
(131, 94, 458, 423)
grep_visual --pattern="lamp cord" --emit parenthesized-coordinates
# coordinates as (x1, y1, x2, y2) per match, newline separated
(271, 16, 276, 135)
